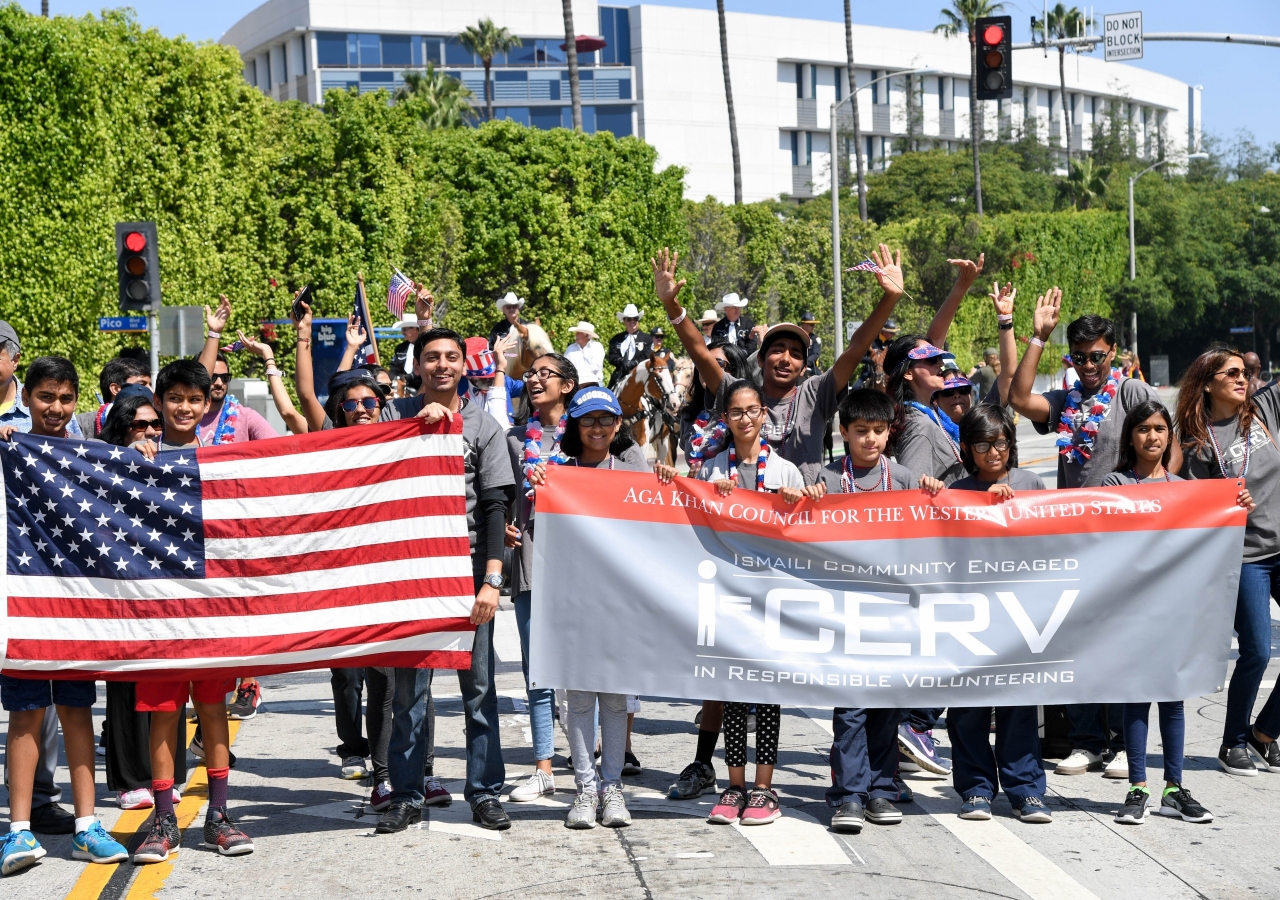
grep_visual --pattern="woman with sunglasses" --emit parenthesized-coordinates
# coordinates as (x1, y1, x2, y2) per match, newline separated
(1176, 346, 1280, 777)
(884, 338, 967, 487)
(525, 387, 649, 828)
(1104, 400, 1248, 823)
(946, 405, 1053, 824)
(932, 373, 974, 425)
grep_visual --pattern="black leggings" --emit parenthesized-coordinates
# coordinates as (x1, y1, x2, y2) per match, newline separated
(723, 703, 780, 768)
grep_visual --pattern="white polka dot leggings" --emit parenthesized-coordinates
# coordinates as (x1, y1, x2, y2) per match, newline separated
(723, 703, 780, 767)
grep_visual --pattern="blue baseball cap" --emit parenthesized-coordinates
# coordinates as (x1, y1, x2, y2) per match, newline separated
(115, 382, 153, 403)
(568, 387, 622, 418)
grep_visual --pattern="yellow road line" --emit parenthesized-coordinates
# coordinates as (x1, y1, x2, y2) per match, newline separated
(63, 720, 241, 900)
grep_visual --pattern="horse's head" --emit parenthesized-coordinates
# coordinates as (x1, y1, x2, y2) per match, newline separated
(503, 323, 555, 379)
(670, 358, 695, 413)
(646, 360, 680, 416)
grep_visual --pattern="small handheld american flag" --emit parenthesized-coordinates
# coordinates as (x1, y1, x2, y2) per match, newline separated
(845, 258, 884, 274)
(387, 270, 414, 318)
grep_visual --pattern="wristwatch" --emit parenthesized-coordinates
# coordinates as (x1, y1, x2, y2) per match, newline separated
(483, 573, 505, 590)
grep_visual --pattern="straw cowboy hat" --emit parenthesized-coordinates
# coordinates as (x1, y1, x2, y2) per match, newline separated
(715, 292, 749, 313)
(396, 311, 420, 330)
(698, 309, 719, 325)
(495, 291, 525, 314)
(616, 303, 643, 323)
(572, 320, 598, 339)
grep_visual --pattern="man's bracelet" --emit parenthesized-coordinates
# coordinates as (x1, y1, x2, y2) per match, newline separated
(417, 320, 431, 328)
(667, 307, 687, 326)
(998, 321, 1014, 331)
(1029, 336, 1046, 348)
(206, 330, 222, 341)
(298, 337, 311, 347)
(997, 314, 1013, 324)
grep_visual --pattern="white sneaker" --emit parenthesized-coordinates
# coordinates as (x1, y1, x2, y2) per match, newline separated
(600, 784, 632, 827)
(508, 769, 556, 802)
(1103, 751, 1129, 779)
(117, 788, 154, 810)
(1055, 749, 1104, 776)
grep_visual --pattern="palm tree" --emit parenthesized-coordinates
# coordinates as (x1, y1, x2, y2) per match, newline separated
(1058, 156, 1110, 210)
(844, 0, 868, 222)
(561, 0, 583, 130)
(394, 66, 476, 129)
(458, 18, 522, 122)
(936, 0, 1005, 217)
(717, 0, 743, 204)
(1032, 5, 1091, 160)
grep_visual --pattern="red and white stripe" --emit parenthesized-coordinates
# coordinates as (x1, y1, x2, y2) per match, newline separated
(2, 418, 474, 680)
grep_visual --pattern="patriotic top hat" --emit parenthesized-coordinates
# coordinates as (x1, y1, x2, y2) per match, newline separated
(464, 337, 498, 378)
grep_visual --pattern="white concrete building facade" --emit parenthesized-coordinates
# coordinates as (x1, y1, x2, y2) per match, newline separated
(222, 1, 1199, 204)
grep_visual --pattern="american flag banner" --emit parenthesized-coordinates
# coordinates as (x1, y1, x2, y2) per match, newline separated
(0, 418, 474, 680)
(352, 276, 379, 366)
(387, 270, 414, 318)
(844, 258, 884, 274)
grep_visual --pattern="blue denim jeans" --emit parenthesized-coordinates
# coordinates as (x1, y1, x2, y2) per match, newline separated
(1065, 703, 1125, 755)
(826, 708, 898, 807)
(949, 706, 1045, 804)
(1123, 702, 1184, 785)
(514, 591, 556, 761)
(1225, 555, 1280, 747)
(387, 617, 505, 808)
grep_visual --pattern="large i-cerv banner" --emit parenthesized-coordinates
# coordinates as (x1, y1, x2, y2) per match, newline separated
(529, 469, 1245, 707)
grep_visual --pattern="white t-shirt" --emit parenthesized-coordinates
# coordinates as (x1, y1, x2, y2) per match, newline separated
(565, 339, 605, 384)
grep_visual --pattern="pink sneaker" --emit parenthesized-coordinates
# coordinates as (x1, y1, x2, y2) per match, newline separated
(118, 788, 154, 810)
(707, 786, 748, 824)
(739, 788, 781, 825)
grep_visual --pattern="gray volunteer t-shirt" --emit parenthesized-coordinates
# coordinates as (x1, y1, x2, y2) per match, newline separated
(714, 370, 838, 486)
(1032, 377, 1158, 488)
(949, 467, 1046, 493)
(382, 396, 514, 568)
(1182, 385, 1280, 562)
(695, 447, 804, 492)
(895, 406, 966, 485)
(817, 458, 916, 494)
(506, 424, 647, 593)
(1100, 470, 1185, 486)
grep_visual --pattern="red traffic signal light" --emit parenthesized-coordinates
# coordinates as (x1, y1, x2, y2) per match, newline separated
(115, 222, 160, 312)
(976, 15, 1012, 101)
(124, 231, 147, 253)
(982, 24, 1005, 46)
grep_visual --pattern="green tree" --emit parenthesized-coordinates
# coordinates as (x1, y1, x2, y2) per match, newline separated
(1058, 156, 1110, 210)
(1032, 4, 1091, 160)
(935, 0, 1005, 217)
(457, 18, 522, 122)
(394, 65, 476, 129)
(865, 147, 1056, 221)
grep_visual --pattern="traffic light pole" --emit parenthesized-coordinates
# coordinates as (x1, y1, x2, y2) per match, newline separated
(149, 309, 160, 384)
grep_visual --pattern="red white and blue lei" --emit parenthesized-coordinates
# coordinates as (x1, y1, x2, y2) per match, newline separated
(1056, 369, 1121, 463)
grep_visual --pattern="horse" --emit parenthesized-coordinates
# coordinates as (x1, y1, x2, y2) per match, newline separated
(501, 322, 554, 380)
(616, 355, 692, 465)
(655, 357, 695, 466)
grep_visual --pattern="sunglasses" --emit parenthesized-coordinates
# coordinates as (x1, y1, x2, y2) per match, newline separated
(130, 419, 162, 431)
(578, 414, 618, 427)
(970, 439, 1011, 453)
(1069, 350, 1110, 366)
(522, 367, 564, 382)
(340, 397, 381, 412)
(936, 387, 971, 399)
(712, 358, 729, 370)
(210, 372, 231, 383)
(1214, 367, 1247, 381)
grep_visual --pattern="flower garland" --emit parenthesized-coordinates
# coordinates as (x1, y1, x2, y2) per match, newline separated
(93, 402, 111, 437)
(209, 395, 241, 445)
(728, 437, 770, 491)
(841, 455, 889, 493)
(1055, 369, 1121, 463)
(906, 400, 962, 463)
(522, 410, 568, 496)
(686, 409, 728, 475)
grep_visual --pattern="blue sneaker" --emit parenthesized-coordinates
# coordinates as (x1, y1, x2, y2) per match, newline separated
(1, 830, 46, 875)
(71, 821, 129, 864)
(897, 722, 951, 775)
(959, 794, 992, 820)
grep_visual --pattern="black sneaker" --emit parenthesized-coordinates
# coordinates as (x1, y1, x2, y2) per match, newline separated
(133, 813, 181, 863)
(668, 760, 717, 800)
(190, 726, 238, 768)
(830, 800, 864, 834)
(864, 797, 902, 825)
(1218, 744, 1257, 777)
(1013, 795, 1053, 823)
(1114, 787, 1149, 824)
(201, 807, 254, 856)
(375, 800, 421, 834)
(226, 682, 261, 721)
(1156, 787, 1213, 823)
(622, 750, 642, 776)
(1247, 731, 1280, 771)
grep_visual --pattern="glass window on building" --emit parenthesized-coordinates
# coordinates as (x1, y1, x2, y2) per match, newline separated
(531, 107, 563, 130)
(358, 33, 380, 66)
(599, 7, 631, 66)
(870, 71, 879, 105)
(835, 67, 841, 102)
(316, 32, 348, 67)
(347, 34, 359, 67)
(496, 107, 531, 126)
(795, 64, 803, 99)
(810, 65, 817, 100)
(537, 39, 566, 66)
(382, 34, 411, 67)
(508, 42, 539, 66)
(791, 131, 800, 166)
(594, 105, 632, 136)
(582, 105, 596, 132)
(805, 131, 812, 166)
(445, 37, 475, 66)
(424, 36, 443, 65)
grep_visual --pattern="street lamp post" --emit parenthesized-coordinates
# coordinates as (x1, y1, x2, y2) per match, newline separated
(1127, 152, 1209, 358)
(830, 67, 934, 355)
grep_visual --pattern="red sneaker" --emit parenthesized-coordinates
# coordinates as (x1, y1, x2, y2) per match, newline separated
(202, 807, 254, 856)
(739, 788, 781, 825)
(707, 786, 748, 824)
(422, 776, 452, 808)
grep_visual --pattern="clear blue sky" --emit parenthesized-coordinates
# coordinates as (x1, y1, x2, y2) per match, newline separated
(20, 1, 1280, 150)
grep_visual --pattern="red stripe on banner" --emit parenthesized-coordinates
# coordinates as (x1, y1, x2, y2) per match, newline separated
(2, 650, 474, 682)
(6, 619, 473, 662)
(202, 496, 465, 538)
(204, 536, 471, 578)
(200, 454, 462, 500)
(194, 416, 460, 465)
(537, 467, 1248, 542)
(7, 576, 474, 620)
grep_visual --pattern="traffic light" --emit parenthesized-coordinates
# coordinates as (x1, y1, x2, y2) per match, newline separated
(975, 15, 1013, 101)
(115, 221, 161, 313)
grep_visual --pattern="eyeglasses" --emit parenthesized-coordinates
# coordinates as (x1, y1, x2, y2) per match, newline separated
(578, 414, 618, 427)
(712, 358, 729, 370)
(522, 367, 564, 382)
(130, 419, 162, 431)
(726, 407, 764, 421)
(1214, 367, 1247, 381)
(970, 439, 1011, 454)
(340, 397, 381, 412)
(936, 387, 971, 399)
(210, 372, 231, 383)
(1069, 350, 1110, 366)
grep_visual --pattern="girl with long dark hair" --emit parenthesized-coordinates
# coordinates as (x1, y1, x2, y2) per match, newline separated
(883, 336, 967, 485)
(1175, 346, 1275, 778)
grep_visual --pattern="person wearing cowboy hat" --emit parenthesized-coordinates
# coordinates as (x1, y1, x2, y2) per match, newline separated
(698, 310, 719, 343)
(564, 320, 605, 386)
(710, 293, 758, 355)
(391, 311, 424, 391)
(606, 303, 654, 389)
(487, 291, 530, 349)
(799, 310, 823, 376)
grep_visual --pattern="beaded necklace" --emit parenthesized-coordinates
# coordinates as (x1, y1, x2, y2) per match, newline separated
(728, 437, 770, 491)
(1206, 416, 1250, 479)
(204, 395, 241, 446)
(841, 455, 889, 493)
(906, 400, 962, 463)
